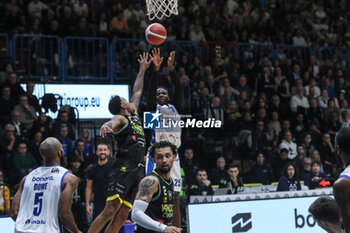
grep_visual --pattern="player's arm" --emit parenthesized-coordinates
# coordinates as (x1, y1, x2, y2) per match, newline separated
(10, 176, 25, 221)
(333, 178, 350, 233)
(130, 52, 151, 112)
(85, 179, 93, 217)
(58, 173, 82, 233)
(100, 115, 126, 137)
(146, 48, 164, 109)
(168, 51, 184, 111)
(132, 176, 182, 233)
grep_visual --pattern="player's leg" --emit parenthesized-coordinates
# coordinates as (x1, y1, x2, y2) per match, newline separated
(170, 154, 182, 227)
(104, 202, 131, 233)
(87, 198, 122, 233)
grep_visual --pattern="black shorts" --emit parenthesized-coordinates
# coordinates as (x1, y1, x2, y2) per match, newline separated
(106, 159, 145, 208)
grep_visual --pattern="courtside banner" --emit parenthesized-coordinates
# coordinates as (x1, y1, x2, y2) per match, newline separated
(188, 196, 330, 233)
(22, 84, 129, 119)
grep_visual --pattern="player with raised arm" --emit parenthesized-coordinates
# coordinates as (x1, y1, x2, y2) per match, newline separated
(132, 141, 182, 233)
(333, 126, 350, 233)
(87, 53, 151, 233)
(145, 48, 184, 227)
(11, 137, 81, 233)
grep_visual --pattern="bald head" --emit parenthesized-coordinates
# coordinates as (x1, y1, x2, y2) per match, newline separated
(39, 137, 63, 165)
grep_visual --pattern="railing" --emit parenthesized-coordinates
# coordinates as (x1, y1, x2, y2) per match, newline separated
(3, 33, 350, 83)
(64, 36, 110, 81)
(13, 34, 61, 80)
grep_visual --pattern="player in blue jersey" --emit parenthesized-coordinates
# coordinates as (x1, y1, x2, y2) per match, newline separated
(11, 137, 81, 233)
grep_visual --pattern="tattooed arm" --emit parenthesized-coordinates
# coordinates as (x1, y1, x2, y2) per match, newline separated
(131, 177, 182, 233)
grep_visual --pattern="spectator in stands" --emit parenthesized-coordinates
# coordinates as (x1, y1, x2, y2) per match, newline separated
(279, 130, 297, 160)
(58, 7, 74, 36)
(14, 94, 37, 130)
(324, 99, 339, 122)
(290, 85, 310, 113)
(68, 139, 89, 170)
(5, 72, 24, 103)
(110, 11, 130, 37)
(0, 63, 13, 85)
(189, 169, 214, 196)
(189, 24, 206, 42)
(12, 141, 37, 182)
(219, 164, 244, 194)
(73, 0, 88, 17)
(326, 111, 341, 142)
(276, 163, 301, 192)
(5, 6, 25, 34)
(56, 125, 73, 157)
(30, 113, 51, 139)
(51, 110, 76, 140)
(0, 170, 10, 215)
(317, 133, 336, 175)
(279, 79, 292, 116)
(9, 110, 28, 141)
(304, 160, 326, 190)
(79, 128, 94, 160)
(203, 96, 224, 125)
(0, 124, 17, 166)
(306, 98, 324, 127)
(250, 153, 272, 184)
(27, 0, 48, 20)
(210, 157, 227, 185)
(28, 131, 43, 165)
(318, 89, 330, 109)
(268, 111, 281, 135)
(86, 142, 113, 224)
(25, 81, 41, 114)
(0, 86, 16, 126)
(181, 148, 199, 187)
(272, 148, 290, 180)
(74, 17, 91, 37)
(302, 133, 316, 158)
(341, 111, 350, 127)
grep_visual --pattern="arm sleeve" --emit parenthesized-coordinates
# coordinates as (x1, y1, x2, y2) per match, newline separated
(146, 70, 158, 111)
(131, 200, 167, 232)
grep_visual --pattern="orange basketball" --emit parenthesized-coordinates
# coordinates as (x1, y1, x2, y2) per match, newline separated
(145, 23, 167, 45)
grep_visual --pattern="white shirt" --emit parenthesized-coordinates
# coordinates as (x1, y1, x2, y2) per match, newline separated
(15, 166, 69, 233)
(279, 140, 297, 160)
(290, 95, 310, 112)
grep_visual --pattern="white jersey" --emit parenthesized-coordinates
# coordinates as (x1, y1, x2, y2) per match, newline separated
(154, 103, 182, 148)
(15, 165, 69, 233)
(147, 103, 182, 192)
(339, 165, 350, 180)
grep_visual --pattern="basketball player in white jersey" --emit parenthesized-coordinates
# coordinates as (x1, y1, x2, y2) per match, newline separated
(333, 127, 350, 233)
(11, 137, 81, 233)
(145, 48, 184, 227)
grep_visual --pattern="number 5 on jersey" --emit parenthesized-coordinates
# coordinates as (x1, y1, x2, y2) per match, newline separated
(33, 192, 43, 216)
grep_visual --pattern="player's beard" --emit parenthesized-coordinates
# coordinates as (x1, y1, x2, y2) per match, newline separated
(157, 166, 171, 174)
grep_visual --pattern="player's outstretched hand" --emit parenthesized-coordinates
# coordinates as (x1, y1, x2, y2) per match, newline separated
(167, 51, 175, 72)
(86, 204, 93, 217)
(138, 52, 151, 71)
(163, 226, 182, 233)
(150, 48, 164, 72)
(100, 125, 113, 137)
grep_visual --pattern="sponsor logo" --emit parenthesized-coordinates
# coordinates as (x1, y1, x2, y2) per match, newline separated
(25, 219, 46, 225)
(51, 168, 59, 173)
(231, 213, 252, 232)
(294, 209, 316, 228)
(143, 111, 221, 129)
(32, 176, 53, 182)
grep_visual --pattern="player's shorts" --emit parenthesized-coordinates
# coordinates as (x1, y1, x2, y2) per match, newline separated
(107, 159, 145, 209)
(145, 151, 182, 192)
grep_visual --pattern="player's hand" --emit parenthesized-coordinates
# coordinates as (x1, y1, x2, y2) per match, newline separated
(167, 51, 175, 72)
(150, 48, 163, 72)
(138, 52, 151, 71)
(86, 204, 93, 217)
(163, 226, 182, 233)
(100, 125, 113, 137)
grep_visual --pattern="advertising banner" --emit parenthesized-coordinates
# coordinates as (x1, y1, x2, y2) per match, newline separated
(188, 195, 332, 233)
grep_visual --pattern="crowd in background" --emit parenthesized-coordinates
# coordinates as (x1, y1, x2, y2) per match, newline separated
(0, 0, 349, 228)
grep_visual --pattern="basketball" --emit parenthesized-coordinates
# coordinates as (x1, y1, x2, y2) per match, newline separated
(145, 23, 167, 45)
